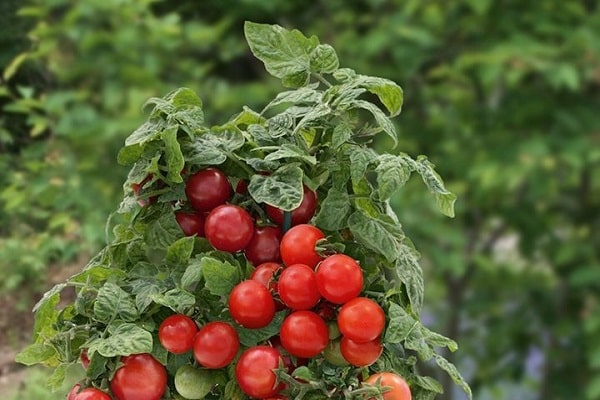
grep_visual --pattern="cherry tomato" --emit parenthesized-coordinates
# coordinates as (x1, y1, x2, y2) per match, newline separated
(67, 384, 81, 400)
(323, 339, 349, 366)
(193, 321, 239, 368)
(364, 372, 412, 400)
(268, 335, 307, 372)
(280, 310, 329, 358)
(131, 175, 158, 206)
(244, 226, 282, 266)
(315, 254, 363, 304)
(337, 297, 385, 343)
(204, 204, 254, 253)
(277, 264, 321, 310)
(158, 314, 198, 354)
(266, 185, 317, 226)
(229, 280, 276, 328)
(185, 168, 231, 212)
(174, 365, 217, 400)
(235, 345, 283, 399)
(79, 349, 90, 369)
(250, 262, 282, 291)
(280, 224, 324, 268)
(340, 336, 382, 367)
(110, 353, 167, 400)
(175, 211, 205, 237)
(73, 387, 112, 400)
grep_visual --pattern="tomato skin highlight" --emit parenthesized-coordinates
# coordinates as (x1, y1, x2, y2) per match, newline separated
(185, 168, 231, 212)
(280, 310, 329, 358)
(364, 372, 412, 400)
(340, 336, 383, 367)
(193, 321, 239, 369)
(110, 353, 167, 400)
(244, 225, 282, 266)
(337, 297, 385, 343)
(175, 211, 205, 237)
(277, 264, 321, 310)
(315, 254, 363, 304)
(204, 204, 254, 253)
(73, 387, 112, 400)
(280, 224, 325, 268)
(235, 345, 283, 399)
(158, 314, 198, 354)
(266, 185, 317, 226)
(229, 280, 276, 329)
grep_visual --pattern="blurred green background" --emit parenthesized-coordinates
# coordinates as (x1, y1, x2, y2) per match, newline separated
(1, 0, 599, 399)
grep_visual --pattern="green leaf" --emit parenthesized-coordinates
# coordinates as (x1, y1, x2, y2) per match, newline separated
(384, 302, 420, 344)
(124, 119, 165, 147)
(248, 164, 304, 211)
(412, 375, 444, 394)
(413, 156, 457, 218)
(169, 87, 203, 109)
(181, 257, 204, 291)
(237, 311, 286, 347)
(331, 123, 353, 149)
(349, 147, 376, 186)
(87, 323, 153, 358)
(47, 363, 69, 391)
(262, 85, 321, 112)
(202, 257, 240, 297)
(396, 243, 424, 314)
(161, 126, 185, 183)
(31, 289, 61, 339)
(314, 188, 351, 230)
(93, 282, 139, 323)
(186, 129, 245, 165)
(350, 100, 398, 147)
(348, 211, 402, 262)
(376, 154, 411, 200)
(69, 265, 123, 286)
(165, 236, 195, 268)
(359, 75, 403, 117)
(151, 288, 196, 313)
(15, 343, 59, 366)
(263, 143, 316, 165)
(309, 44, 339, 74)
(244, 22, 317, 88)
(433, 354, 473, 400)
(144, 212, 182, 249)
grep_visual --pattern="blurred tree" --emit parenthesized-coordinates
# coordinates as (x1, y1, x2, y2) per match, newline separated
(2, 0, 599, 399)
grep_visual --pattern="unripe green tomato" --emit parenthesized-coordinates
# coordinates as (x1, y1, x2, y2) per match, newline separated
(174, 365, 216, 399)
(328, 321, 341, 340)
(323, 339, 349, 366)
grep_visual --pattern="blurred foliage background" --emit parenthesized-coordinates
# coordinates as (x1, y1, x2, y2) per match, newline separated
(1, 0, 599, 399)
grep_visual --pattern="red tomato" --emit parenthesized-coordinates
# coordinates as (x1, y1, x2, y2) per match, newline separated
(364, 372, 412, 400)
(235, 346, 283, 399)
(131, 175, 158, 206)
(110, 353, 167, 400)
(193, 321, 239, 368)
(266, 185, 318, 226)
(229, 280, 276, 329)
(204, 204, 254, 253)
(185, 168, 231, 212)
(250, 262, 282, 290)
(244, 226, 282, 266)
(175, 211, 205, 237)
(73, 387, 112, 400)
(79, 349, 90, 369)
(277, 264, 321, 310)
(279, 224, 324, 268)
(158, 314, 198, 354)
(67, 384, 81, 400)
(340, 336, 383, 367)
(268, 335, 307, 372)
(280, 310, 329, 358)
(315, 254, 363, 304)
(337, 297, 385, 343)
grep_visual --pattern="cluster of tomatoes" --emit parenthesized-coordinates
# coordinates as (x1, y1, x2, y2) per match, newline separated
(67, 167, 411, 400)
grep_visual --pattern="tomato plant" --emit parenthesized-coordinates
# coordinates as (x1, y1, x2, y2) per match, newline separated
(364, 372, 412, 400)
(17, 22, 470, 400)
(110, 353, 167, 400)
(158, 314, 198, 354)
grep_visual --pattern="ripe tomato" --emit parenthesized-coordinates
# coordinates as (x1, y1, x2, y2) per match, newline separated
(79, 349, 90, 369)
(250, 262, 282, 291)
(67, 384, 81, 400)
(193, 321, 239, 368)
(266, 185, 317, 226)
(268, 335, 307, 372)
(337, 297, 385, 343)
(229, 280, 276, 328)
(185, 168, 231, 212)
(277, 264, 321, 310)
(364, 372, 412, 400)
(158, 314, 198, 354)
(279, 224, 324, 268)
(235, 345, 283, 399)
(315, 254, 363, 304)
(175, 211, 205, 237)
(340, 336, 382, 367)
(204, 204, 254, 253)
(244, 226, 282, 266)
(73, 387, 112, 400)
(131, 174, 157, 207)
(110, 353, 167, 400)
(280, 310, 329, 358)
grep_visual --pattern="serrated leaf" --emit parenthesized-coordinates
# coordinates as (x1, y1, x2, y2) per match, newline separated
(293, 103, 331, 135)
(376, 154, 411, 200)
(151, 288, 196, 313)
(244, 22, 317, 88)
(202, 257, 240, 297)
(263, 85, 321, 112)
(384, 302, 420, 344)
(331, 123, 353, 149)
(263, 143, 316, 165)
(161, 126, 185, 183)
(412, 375, 444, 394)
(124, 119, 165, 147)
(165, 236, 195, 268)
(15, 343, 59, 366)
(360, 76, 403, 117)
(117, 143, 144, 165)
(186, 129, 245, 165)
(87, 323, 153, 358)
(309, 44, 339, 74)
(351, 99, 398, 147)
(396, 243, 424, 313)
(93, 282, 138, 323)
(433, 354, 473, 399)
(349, 147, 376, 185)
(248, 164, 304, 211)
(348, 211, 401, 262)
(144, 212, 182, 249)
(181, 257, 203, 291)
(414, 157, 457, 218)
(69, 265, 123, 286)
(46, 363, 69, 391)
(314, 188, 350, 230)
